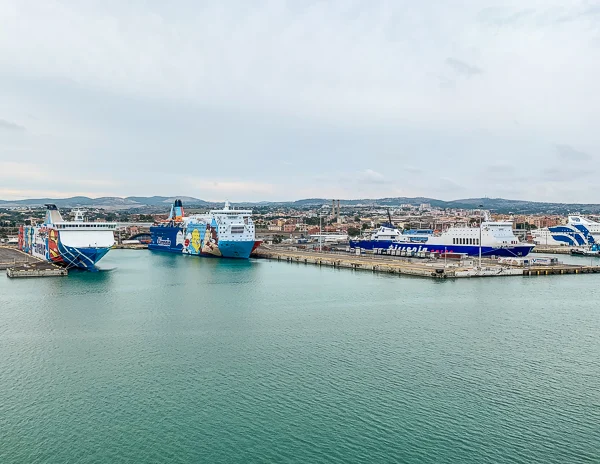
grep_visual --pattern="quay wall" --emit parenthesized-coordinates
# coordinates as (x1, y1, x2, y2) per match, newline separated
(253, 248, 600, 279)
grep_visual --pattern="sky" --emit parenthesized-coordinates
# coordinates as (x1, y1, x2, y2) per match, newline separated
(0, 0, 599, 202)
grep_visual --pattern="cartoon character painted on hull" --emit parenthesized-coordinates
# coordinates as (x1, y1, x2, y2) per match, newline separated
(18, 226, 24, 250)
(202, 221, 221, 257)
(48, 228, 63, 263)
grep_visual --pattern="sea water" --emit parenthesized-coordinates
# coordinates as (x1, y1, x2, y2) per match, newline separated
(1, 250, 599, 463)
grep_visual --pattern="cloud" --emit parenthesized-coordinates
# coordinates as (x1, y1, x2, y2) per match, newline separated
(437, 177, 466, 193)
(477, 8, 536, 27)
(359, 169, 386, 184)
(0, 118, 25, 131)
(181, 177, 276, 201)
(445, 58, 482, 76)
(0, 1, 599, 203)
(555, 144, 593, 162)
(0, 188, 116, 199)
(539, 167, 594, 181)
(485, 164, 516, 176)
(0, 162, 49, 181)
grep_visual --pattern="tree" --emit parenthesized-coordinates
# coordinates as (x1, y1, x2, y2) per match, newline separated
(361, 223, 369, 230)
(347, 227, 360, 237)
(354, 216, 361, 222)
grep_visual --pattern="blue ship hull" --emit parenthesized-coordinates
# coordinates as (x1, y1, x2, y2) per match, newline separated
(349, 240, 534, 257)
(149, 226, 255, 259)
(57, 244, 112, 271)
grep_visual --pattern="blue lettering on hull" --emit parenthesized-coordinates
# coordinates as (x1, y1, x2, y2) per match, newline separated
(349, 240, 534, 257)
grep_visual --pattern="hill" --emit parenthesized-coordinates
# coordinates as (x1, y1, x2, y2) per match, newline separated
(0, 196, 210, 209)
(1, 196, 600, 214)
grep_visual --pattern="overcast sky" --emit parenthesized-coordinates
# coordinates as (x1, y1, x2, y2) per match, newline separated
(1, 1, 599, 202)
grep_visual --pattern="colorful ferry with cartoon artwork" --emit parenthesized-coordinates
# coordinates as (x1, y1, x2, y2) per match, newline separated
(148, 199, 260, 259)
(18, 205, 116, 270)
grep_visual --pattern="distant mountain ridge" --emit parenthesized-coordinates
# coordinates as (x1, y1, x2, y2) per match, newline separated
(0, 196, 211, 209)
(1, 196, 600, 214)
(283, 197, 600, 214)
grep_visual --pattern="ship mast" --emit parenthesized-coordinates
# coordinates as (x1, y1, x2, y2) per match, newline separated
(478, 205, 483, 270)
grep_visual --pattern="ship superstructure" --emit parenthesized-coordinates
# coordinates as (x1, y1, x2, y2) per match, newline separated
(149, 199, 259, 259)
(18, 204, 116, 270)
(531, 216, 600, 247)
(350, 216, 533, 257)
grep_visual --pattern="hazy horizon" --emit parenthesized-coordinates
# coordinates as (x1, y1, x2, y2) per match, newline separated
(2, 193, 600, 206)
(1, 1, 599, 202)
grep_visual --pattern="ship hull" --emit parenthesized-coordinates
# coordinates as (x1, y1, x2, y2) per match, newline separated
(149, 226, 255, 259)
(18, 225, 112, 271)
(57, 244, 111, 270)
(349, 240, 534, 257)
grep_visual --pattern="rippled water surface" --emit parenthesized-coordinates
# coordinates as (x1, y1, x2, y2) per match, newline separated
(1, 250, 599, 463)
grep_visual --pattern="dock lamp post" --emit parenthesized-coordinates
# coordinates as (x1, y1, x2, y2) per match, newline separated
(478, 205, 484, 270)
(319, 212, 323, 252)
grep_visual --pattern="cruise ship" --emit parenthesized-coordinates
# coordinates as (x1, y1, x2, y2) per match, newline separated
(531, 216, 600, 247)
(149, 199, 260, 259)
(350, 216, 534, 257)
(18, 205, 116, 270)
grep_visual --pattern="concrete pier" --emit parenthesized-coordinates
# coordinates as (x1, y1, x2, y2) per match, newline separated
(252, 247, 600, 279)
(0, 246, 41, 270)
(7, 261, 68, 278)
(531, 246, 572, 255)
(1, 246, 68, 278)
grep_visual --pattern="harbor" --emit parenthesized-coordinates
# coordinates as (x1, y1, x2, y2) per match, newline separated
(3, 5, 599, 461)
(253, 246, 600, 279)
(2, 248, 599, 463)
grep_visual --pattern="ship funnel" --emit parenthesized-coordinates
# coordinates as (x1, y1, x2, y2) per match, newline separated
(168, 199, 185, 221)
(44, 204, 63, 224)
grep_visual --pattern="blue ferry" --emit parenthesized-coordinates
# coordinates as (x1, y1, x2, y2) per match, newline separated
(149, 199, 260, 259)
